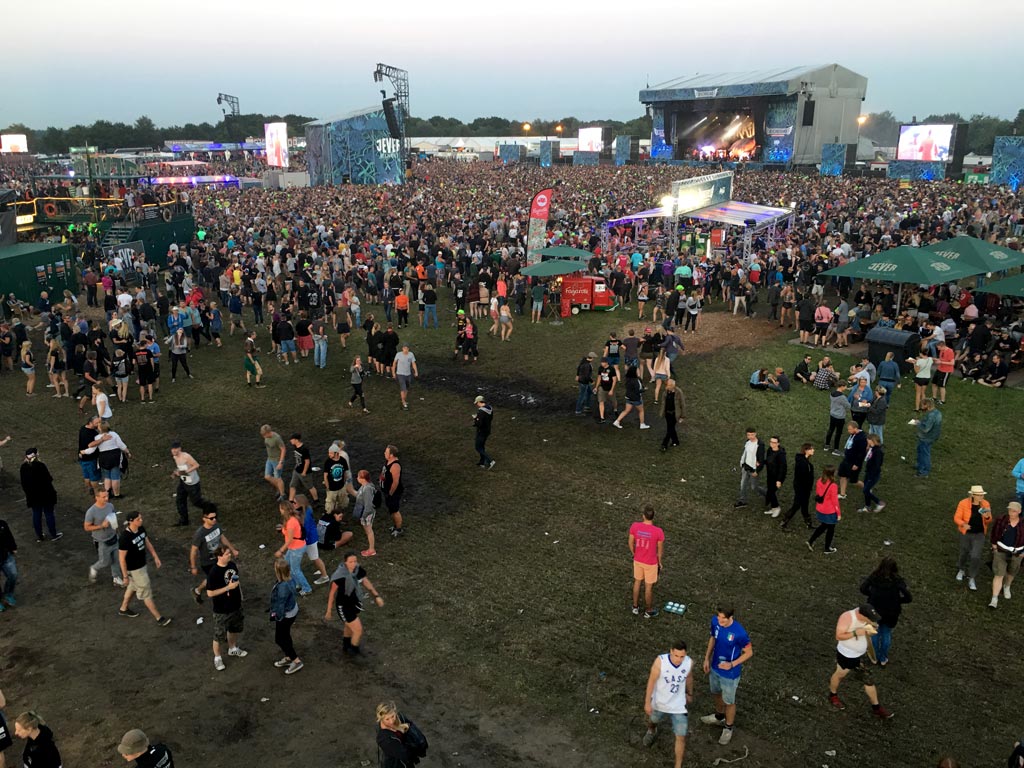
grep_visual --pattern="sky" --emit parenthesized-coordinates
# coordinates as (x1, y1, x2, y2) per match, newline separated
(3, 0, 1022, 130)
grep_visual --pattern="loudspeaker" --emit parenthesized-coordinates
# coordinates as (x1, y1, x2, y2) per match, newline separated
(382, 98, 401, 140)
(802, 100, 815, 126)
(845, 144, 858, 165)
(947, 123, 970, 176)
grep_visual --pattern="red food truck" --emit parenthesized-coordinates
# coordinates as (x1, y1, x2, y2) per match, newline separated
(558, 275, 617, 317)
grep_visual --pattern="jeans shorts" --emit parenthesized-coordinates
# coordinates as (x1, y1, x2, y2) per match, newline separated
(101, 466, 122, 482)
(532, 301, 543, 312)
(650, 709, 688, 736)
(280, 339, 297, 354)
(80, 460, 101, 482)
(396, 374, 412, 392)
(264, 459, 283, 479)
(709, 670, 740, 705)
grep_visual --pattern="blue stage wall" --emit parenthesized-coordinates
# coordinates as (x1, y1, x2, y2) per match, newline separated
(539, 141, 560, 168)
(573, 151, 599, 167)
(763, 99, 797, 163)
(886, 160, 946, 181)
(820, 143, 846, 177)
(651, 109, 671, 160)
(499, 145, 525, 164)
(614, 136, 631, 166)
(992, 136, 1024, 191)
(305, 109, 403, 186)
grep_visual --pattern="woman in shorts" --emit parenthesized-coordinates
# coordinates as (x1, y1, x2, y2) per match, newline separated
(909, 354, 933, 411)
(46, 339, 69, 398)
(498, 303, 514, 342)
(19, 341, 35, 397)
(336, 300, 352, 350)
(636, 282, 649, 320)
(323, 552, 384, 655)
(778, 283, 795, 329)
(651, 349, 671, 404)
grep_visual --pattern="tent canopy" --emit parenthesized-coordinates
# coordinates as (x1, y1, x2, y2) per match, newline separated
(921, 237, 1024, 273)
(821, 246, 981, 284)
(521, 259, 587, 277)
(535, 246, 593, 260)
(978, 272, 1024, 298)
(607, 200, 791, 228)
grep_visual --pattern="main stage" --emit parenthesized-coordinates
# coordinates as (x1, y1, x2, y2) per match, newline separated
(639, 64, 867, 165)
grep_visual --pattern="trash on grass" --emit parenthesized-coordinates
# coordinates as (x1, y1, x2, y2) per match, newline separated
(196, 617, 203, 625)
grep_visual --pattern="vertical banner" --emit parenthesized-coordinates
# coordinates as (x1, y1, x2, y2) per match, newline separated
(525, 188, 553, 266)
(0, 211, 16, 246)
(264, 122, 290, 168)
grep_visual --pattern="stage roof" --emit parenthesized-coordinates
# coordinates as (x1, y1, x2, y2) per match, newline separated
(306, 106, 382, 126)
(608, 200, 793, 228)
(639, 63, 867, 104)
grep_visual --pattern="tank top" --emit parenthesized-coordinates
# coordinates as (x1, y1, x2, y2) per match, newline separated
(836, 609, 870, 658)
(651, 654, 691, 714)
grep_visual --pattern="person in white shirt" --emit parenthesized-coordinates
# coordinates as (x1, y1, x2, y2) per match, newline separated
(642, 640, 694, 768)
(828, 604, 894, 719)
(92, 383, 113, 420)
(170, 442, 213, 527)
(95, 421, 130, 498)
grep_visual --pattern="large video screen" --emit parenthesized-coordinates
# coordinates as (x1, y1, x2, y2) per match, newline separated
(0, 134, 28, 153)
(264, 122, 289, 168)
(577, 127, 603, 153)
(897, 124, 954, 162)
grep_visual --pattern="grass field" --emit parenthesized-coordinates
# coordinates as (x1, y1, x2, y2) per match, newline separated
(0, 293, 1021, 767)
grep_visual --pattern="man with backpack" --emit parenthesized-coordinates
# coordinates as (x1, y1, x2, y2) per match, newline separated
(575, 352, 596, 415)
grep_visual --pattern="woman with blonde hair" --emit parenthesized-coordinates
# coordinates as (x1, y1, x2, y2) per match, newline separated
(375, 701, 427, 767)
(273, 499, 312, 595)
(269, 558, 303, 674)
(46, 339, 69, 398)
(19, 341, 35, 396)
(651, 349, 671, 404)
(13, 711, 62, 768)
(498, 302, 514, 342)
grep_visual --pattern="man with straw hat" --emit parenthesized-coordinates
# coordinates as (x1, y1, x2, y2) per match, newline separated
(953, 485, 991, 592)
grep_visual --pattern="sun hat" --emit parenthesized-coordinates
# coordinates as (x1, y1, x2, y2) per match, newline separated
(117, 730, 149, 756)
(969, 485, 987, 496)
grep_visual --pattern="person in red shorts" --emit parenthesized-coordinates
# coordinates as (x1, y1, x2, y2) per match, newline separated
(629, 504, 665, 619)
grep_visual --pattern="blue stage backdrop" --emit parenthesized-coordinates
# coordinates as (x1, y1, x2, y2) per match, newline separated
(820, 143, 846, 176)
(992, 136, 1024, 191)
(763, 100, 797, 163)
(650, 109, 672, 160)
(614, 136, 631, 167)
(886, 160, 946, 181)
(305, 108, 403, 186)
(573, 151, 599, 167)
(499, 144, 525, 164)
(539, 141, 560, 168)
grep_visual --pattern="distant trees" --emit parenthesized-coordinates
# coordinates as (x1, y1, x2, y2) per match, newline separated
(860, 110, 1022, 154)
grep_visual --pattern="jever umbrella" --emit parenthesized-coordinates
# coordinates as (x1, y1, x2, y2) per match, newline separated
(921, 237, 1024, 273)
(978, 271, 1024, 298)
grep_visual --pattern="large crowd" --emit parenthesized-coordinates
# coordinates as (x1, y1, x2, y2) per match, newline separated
(1, 157, 1024, 768)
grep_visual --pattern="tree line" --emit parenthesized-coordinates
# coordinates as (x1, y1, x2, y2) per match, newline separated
(860, 110, 1024, 155)
(2, 114, 653, 155)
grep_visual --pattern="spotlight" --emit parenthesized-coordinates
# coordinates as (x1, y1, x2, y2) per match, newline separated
(661, 195, 676, 210)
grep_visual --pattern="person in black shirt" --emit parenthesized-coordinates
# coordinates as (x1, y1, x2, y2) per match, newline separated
(658, 378, 685, 451)
(288, 433, 318, 503)
(117, 728, 174, 768)
(206, 545, 246, 671)
(794, 354, 813, 385)
(117, 512, 171, 626)
(77, 415, 103, 494)
(575, 352, 596, 415)
(763, 437, 788, 516)
(473, 395, 495, 469)
(780, 444, 815, 530)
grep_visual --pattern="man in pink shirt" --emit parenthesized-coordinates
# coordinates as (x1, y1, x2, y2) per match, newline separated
(629, 505, 665, 618)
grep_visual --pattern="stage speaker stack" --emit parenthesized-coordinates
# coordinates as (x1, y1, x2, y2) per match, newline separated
(802, 100, 815, 126)
(947, 123, 970, 177)
(845, 144, 858, 166)
(382, 98, 402, 140)
(630, 137, 640, 162)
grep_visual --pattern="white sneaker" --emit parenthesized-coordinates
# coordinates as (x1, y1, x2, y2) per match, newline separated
(273, 657, 291, 668)
(1004, 585, 1012, 600)
(718, 727, 734, 746)
(612, 421, 622, 429)
(285, 659, 304, 675)
(113, 576, 126, 587)
(88, 566, 98, 583)
(989, 596, 998, 609)
(700, 714, 726, 727)
(228, 647, 248, 658)
(639, 423, 651, 430)
(313, 575, 330, 586)
(955, 570, 964, 582)
(770, 508, 781, 518)
(763, 509, 776, 515)
(968, 578, 977, 591)
(214, 656, 225, 671)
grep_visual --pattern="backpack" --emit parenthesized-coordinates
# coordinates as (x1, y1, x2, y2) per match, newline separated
(372, 485, 384, 509)
(404, 718, 428, 759)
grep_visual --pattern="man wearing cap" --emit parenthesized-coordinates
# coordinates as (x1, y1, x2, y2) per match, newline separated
(954, 485, 991, 591)
(575, 352, 596, 415)
(473, 396, 495, 469)
(828, 604, 894, 719)
(989, 501, 1024, 609)
(323, 443, 356, 516)
(117, 728, 173, 767)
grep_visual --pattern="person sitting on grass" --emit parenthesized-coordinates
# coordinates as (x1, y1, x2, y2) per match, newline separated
(812, 357, 838, 391)
(794, 354, 813, 385)
(978, 353, 1009, 388)
(766, 368, 790, 393)
(959, 351, 985, 382)
(749, 368, 770, 391)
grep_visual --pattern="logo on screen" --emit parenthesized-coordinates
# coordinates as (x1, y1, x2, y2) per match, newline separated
(376, 138, 402, 155)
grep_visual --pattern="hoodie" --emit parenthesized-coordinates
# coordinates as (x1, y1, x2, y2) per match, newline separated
(22, 725, 62, 768)
(474, 404, 493, 437)
(829, 389, 852, 420)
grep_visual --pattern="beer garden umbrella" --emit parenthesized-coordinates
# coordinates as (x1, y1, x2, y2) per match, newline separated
(921, 237, 1024, 273)
(978, 271, 1024, 298)
(535, 246, 594, 260)
(821, 246, 981, 312)
(520, 259, 588, 277)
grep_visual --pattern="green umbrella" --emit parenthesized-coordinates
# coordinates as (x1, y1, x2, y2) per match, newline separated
(821, 246, 980, 284)
(978, 271, 1024, 297)
(521, 259, 588, 277)
(921, 237, 1024, 273)
(535, 246, 594, 260)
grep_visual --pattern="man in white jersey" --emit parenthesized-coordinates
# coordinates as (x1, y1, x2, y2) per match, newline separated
(829, 604, 894, 719)
(642, 640, 693, 768)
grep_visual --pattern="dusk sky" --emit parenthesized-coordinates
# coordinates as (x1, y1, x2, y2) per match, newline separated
(3, 0, 1021, 129)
